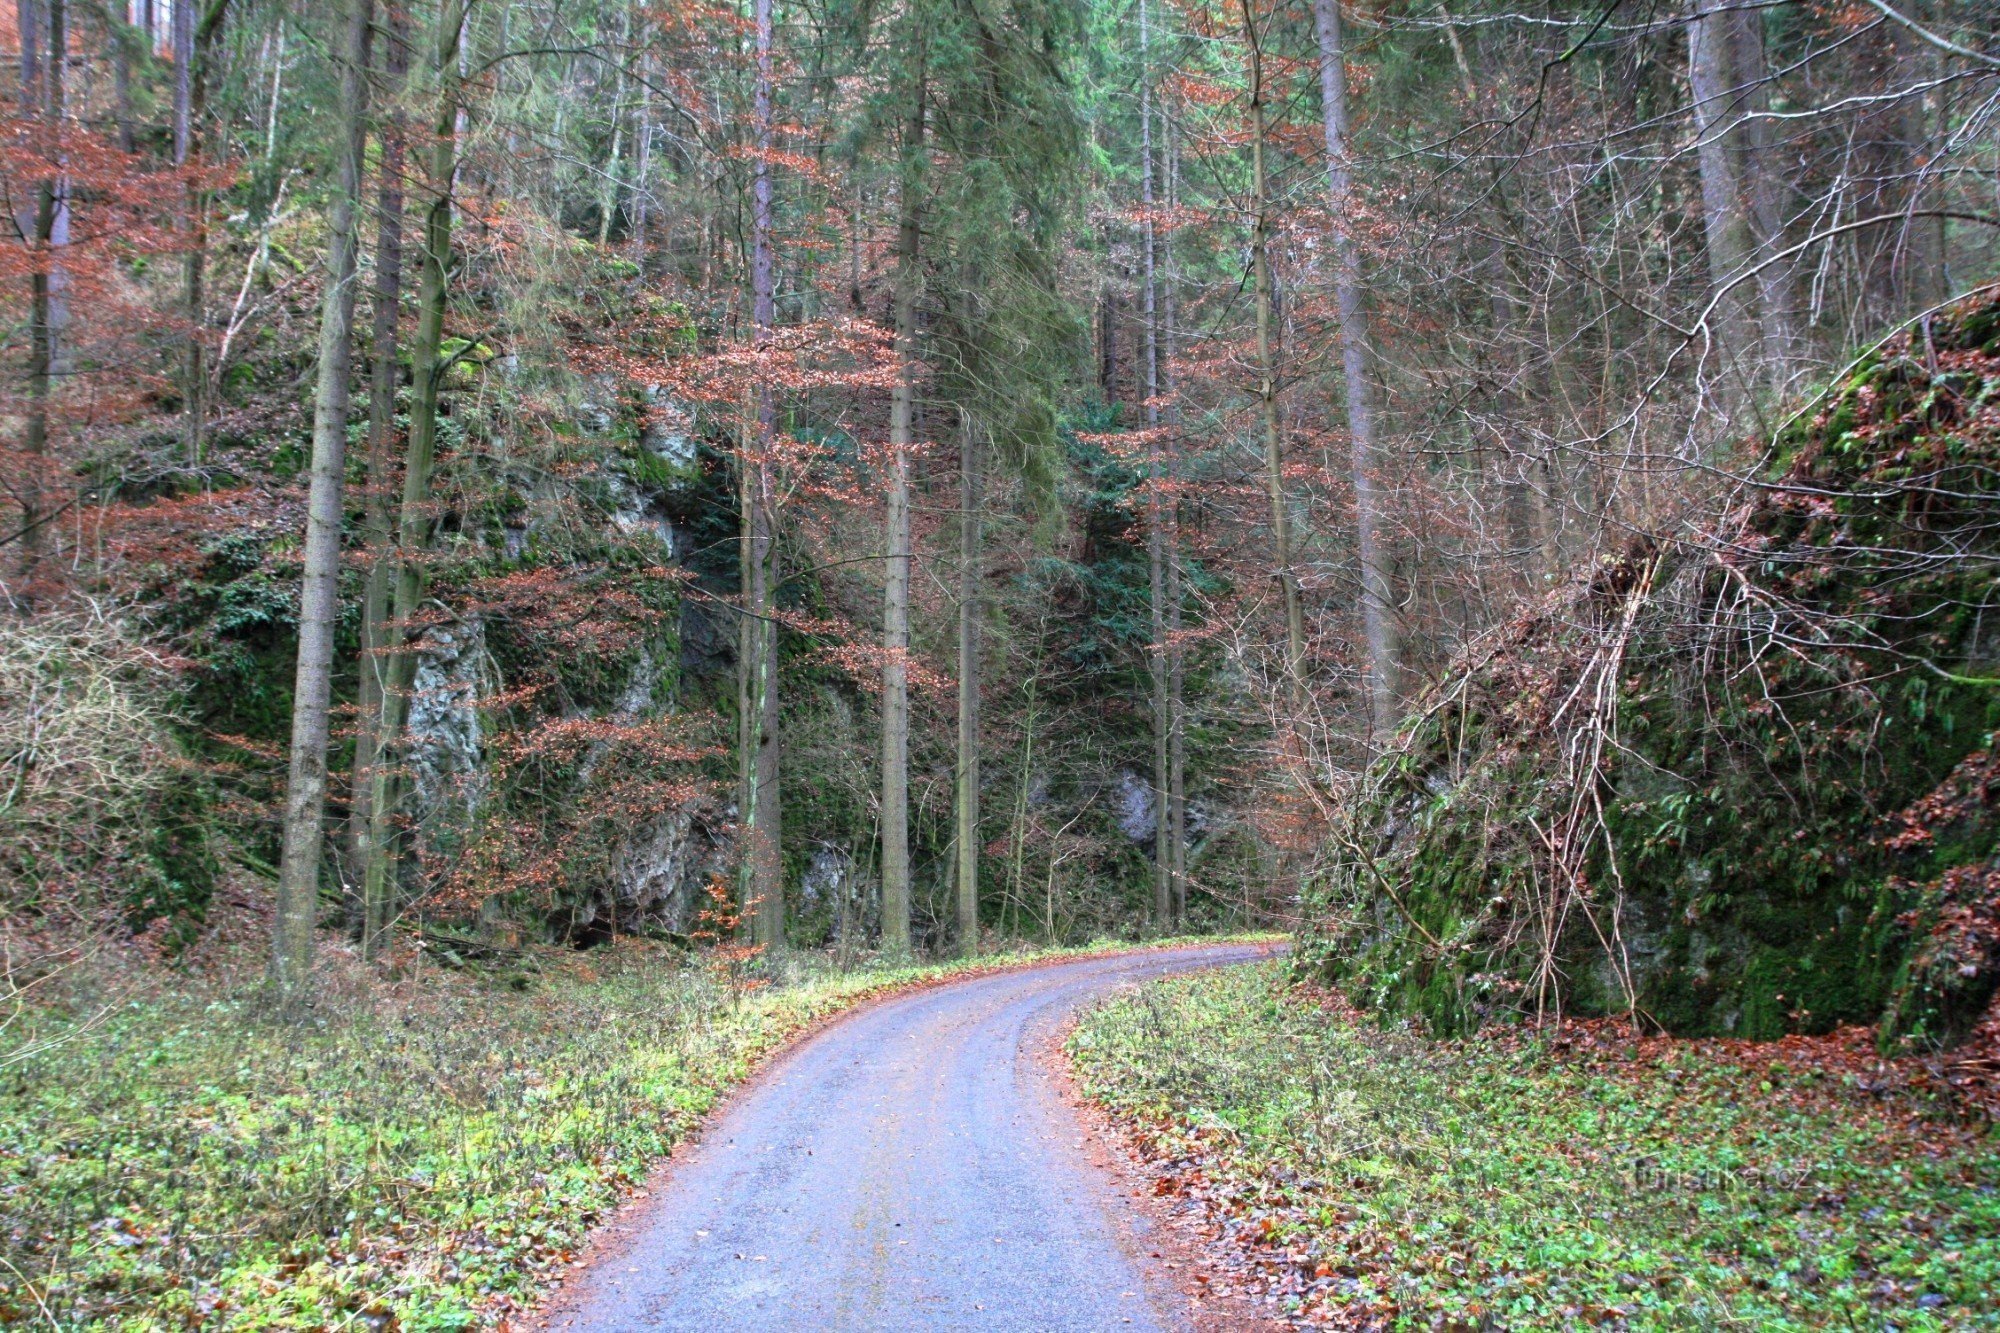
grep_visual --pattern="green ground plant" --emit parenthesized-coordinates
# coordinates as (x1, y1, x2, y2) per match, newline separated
(1070, 962, 2000, 1330)
(0, 936, 1260, 1328)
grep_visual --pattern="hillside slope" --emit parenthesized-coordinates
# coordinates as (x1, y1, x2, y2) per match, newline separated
(1304, 289, 2000, 1071)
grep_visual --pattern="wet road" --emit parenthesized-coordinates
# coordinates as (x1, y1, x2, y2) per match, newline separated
(541, 944, 1273, 1332)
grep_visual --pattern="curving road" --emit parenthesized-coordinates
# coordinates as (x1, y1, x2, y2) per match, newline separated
(538, 943, 1273, 1332)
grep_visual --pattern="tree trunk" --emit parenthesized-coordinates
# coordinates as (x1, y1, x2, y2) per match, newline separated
(1141, 0, 1171, 928)
(880, 58, 924, 956)
(1006, 613, 1046, 940)
(631, 43, 653, 264)
(14, 0, 56, 584)
(351, 2, 409, 954)
(113, 7, 134, 153)
(1241, 2, 1305, 716)
(736, 418, 756, 932)
(736, 0, 784, 948)
(1163, 94, 1187, 922)
(18, 0, 37, 104)
(1688, 0, 1760, 416)
(1727, 5, 1801, 392)
(173, 0, 198, 461)
(954, 412, 983, 956)
(272, 0, 374, 1003)
(597, 2, 631, 247)
(746, 465, 782, 946)
(1312, 0, 1396, 743)
(358, 0, 472, 936)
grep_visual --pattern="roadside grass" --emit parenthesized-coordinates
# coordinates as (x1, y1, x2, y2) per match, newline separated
(1069, 962, 2000, 1330)
(1, 932, 1269, 1329)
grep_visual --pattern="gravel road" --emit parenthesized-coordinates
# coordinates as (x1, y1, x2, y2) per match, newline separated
(538, 943, 1274, 1331)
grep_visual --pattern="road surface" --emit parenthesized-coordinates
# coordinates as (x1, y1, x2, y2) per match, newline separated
(540, 943, 1274, 1331)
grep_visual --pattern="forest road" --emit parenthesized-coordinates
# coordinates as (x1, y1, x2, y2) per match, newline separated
(536, 942, 1277, 1332)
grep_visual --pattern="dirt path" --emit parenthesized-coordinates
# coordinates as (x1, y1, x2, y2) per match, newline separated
(534, 943, 1276, 1331)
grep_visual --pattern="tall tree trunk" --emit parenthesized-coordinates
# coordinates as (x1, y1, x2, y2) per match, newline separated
(113, 7, 134, 153)
(1163, 106, 1187, 923)
(954, 412, 983, 955)
(272, 0, 374, 1003)
(351, 1, 409, 954)
(735, 0, 784, 948)
(18, 0, 37, 103)
(1241, 2, 1305, 716)
(1688, 0, 1760, 417)
(173, 0, 198, 460)
(358, 0, 472, 937)
(1438, 7, 1543, 579)
(880, 58, 924, 955)
(1728, 5, 1800, 391)
(1141, 0, 1171, 928)
(1313, 0, 1395, 743)
(172, 1, 229, 465)
(631, 43, 653, 265)
(1898, 9, 1946, 313)
(15, 0, 55, 583)
(736, 417, 756, 931)
(596, 1, 630, 247)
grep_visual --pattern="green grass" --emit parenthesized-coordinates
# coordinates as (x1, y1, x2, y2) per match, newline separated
(0, 934, 1267, 1329)
(1069, 962, 2000, 1330)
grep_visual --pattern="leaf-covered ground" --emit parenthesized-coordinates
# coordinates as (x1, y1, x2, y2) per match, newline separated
(0, 937, 1258, 1329)
(1070, 962, 2000, 1330)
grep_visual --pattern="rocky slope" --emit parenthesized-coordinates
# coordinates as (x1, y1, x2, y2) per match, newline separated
(1304, 288, 2000, 1065)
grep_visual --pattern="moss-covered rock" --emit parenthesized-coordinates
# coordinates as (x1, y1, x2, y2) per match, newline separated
(1303, 287, 2000, 1047)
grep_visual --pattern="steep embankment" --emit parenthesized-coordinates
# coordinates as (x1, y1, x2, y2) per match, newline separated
(1303, 290, 2000, 1079)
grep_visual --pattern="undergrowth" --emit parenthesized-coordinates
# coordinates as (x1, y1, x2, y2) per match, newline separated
(0, 935, 1248, 1328)
(1071, 963, 2000, 1330)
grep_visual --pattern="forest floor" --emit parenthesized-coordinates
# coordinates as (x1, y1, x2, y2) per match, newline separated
(0, 931, 1273, 1329)
(1069, 962, 2000, 1331)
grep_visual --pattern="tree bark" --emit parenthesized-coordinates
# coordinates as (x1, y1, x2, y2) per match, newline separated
(631, 42, 653, 264)
(18, 0, 37, 106)
(272, 0, 374, 1004)
(13, 0, 60, 585)
(735, 0, 784, 948)
(351, 1, 409, 954)
(1161, 93, 1187, 922)
(880, 54, 924, 956)
(1727, 5, 1801, 391)
(737, 417, 756, 931)
(954, 411, 983, 956)
(597, 1, 631, 247)
(1141, 0, 1171, 928)
(1688, 0, 1761, 416)
(358, 0, 472, 935)
(1241, 2, 1305, 717)
(113, 5, 134, 153)
(1312, 0, 1396, 743)
(173, 0, 198, 460)
(14, 0, 54, 585)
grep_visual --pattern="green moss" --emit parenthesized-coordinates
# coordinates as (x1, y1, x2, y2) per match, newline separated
(1308, 290, 2000, 1045)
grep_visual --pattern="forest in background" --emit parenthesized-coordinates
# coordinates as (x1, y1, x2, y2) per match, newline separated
(0, 0, 1996, 1015)
(5, 0, 2000, 1326)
